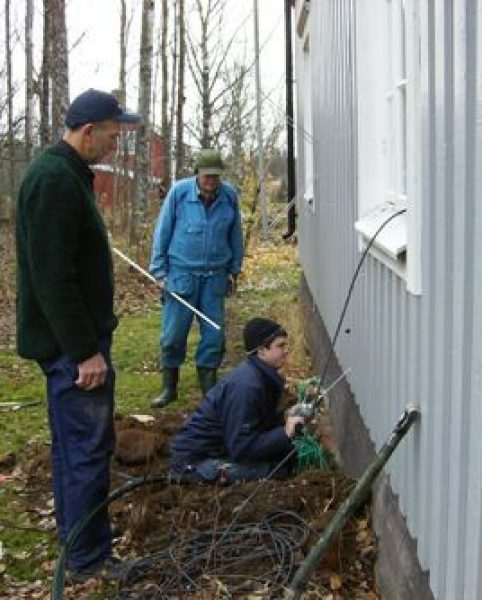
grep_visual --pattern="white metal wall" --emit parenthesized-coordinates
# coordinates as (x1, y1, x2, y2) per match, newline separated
(295, 1, 482, 598)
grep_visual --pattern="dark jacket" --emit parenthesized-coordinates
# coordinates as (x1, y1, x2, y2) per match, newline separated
(16, 141, 117, 362)
(170, 356, 294, 467)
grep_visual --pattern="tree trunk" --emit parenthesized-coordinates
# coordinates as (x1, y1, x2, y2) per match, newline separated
(114, 0, 128, 239)
(200, 2, 210, 148)
(169, 0, 178, 182)
(119, 0, 127, 106)
(5, 0, 16, 216)
(40, 0, 51, 148)
(132, 0, 154, 245)
(174, 0, 185, 178)
(50, 0, 69, 142)
(161, 0, 170, 189)
(25, 0, 34, 162)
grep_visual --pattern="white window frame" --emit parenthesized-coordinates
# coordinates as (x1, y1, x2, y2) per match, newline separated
(355, 0, 421, 295)
(302, 33, 314, 213)
(297, 1, 314, 214)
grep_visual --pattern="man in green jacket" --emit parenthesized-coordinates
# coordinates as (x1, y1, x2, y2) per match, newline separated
(16, 89, 139, 582)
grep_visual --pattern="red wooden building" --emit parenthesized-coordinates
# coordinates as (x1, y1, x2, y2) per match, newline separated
(92, 130, 168, 213)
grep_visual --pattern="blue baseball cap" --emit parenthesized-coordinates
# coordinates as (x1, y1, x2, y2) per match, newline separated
(65, 89, 140, 128)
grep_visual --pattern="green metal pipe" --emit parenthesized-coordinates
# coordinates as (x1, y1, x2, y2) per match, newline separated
(286, 404, 419, 600)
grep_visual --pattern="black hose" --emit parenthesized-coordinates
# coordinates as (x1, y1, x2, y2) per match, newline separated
(51, 474, 168, 600)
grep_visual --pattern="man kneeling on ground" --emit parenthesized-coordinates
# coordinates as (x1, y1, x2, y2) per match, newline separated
(170, 317, 305, 484)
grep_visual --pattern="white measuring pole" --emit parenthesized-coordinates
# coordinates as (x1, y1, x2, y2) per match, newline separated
(111, 247, 221, 331)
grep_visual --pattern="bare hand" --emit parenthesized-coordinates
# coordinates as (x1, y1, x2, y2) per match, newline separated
(75, 352, 108, 390)
(157, 278, 166, 291)
(285, 415, 305, 438)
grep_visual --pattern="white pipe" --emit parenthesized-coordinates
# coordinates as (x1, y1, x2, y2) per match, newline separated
(111, 246, 221, 331)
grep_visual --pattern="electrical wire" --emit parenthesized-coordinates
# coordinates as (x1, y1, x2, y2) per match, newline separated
(117, 510, 314, 599)
(320, 208, 407, 384)
(51, 474, 168, 600)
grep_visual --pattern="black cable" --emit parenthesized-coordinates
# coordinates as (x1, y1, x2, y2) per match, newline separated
(51, 474, 168, 600)
(118, 510, 313, 598)
(320, 208, 407, 385)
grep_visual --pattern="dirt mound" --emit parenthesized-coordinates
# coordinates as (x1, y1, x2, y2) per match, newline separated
(18, 408, 378, 598)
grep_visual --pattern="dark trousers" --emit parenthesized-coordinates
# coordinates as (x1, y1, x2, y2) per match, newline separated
(170, 457, 293, 485)
(39, 339, 115, 569)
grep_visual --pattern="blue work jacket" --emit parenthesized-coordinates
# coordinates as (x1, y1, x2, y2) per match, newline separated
(149, 177, 243, 279)
(170, 356, 294, 467)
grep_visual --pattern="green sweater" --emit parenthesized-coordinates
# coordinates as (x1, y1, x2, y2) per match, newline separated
(16, 141, 118, 363)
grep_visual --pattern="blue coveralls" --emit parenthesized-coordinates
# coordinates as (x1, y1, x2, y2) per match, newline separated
(170, 356, 296, 483)
(149, 177, 243, 369)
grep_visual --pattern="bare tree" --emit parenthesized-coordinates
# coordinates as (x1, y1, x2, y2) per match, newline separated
(217, 60, 254, 184)
(5, 0, 16, 208)
(174, 0, 185, 178)
(119, 0, 127, 106)
(169, 0, 178, 181)
(40, 0, 51, 148)
(25, 0, 34, 162)
(132, 0, 154, 243)
(50, 0, 69, 142)
(114, 0, 128, 238)
(161, 0, 171, 187)
(186, 0, 253, 151)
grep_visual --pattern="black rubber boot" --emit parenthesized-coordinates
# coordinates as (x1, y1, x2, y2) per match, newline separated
(196, 367, 217, 397)
(151, 368, 179, 408)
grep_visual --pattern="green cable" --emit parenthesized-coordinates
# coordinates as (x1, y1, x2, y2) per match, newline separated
(293, 376, 330, 472)
(51, 474, 168, 600)
(294, 431, 329, 472)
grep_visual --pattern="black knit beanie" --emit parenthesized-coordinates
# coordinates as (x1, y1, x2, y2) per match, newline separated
(243, 317, 286, 354)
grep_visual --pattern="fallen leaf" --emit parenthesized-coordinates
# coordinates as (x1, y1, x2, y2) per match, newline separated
(330, 573, 342, 590)
(356, 529, 369, 543)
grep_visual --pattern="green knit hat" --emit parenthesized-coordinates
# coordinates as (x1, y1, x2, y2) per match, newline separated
(195, 149, 224, 175)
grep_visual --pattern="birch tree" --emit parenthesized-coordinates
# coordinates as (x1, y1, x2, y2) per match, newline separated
(132, 0, 154, 243)
(40, 0, 51, 147)
(119, 0, 127, 106)
(25, 0, 34, 162)
(186, 0, 253, 152)
(50, 0, 69, 142)
(5, 0, 15, 208)
(174, 0, 185, 178)
(161, 0, 171, 188)
(169, 0, 178, 180)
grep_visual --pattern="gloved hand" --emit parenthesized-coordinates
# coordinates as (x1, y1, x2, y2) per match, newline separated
(226, 273, 238, 297)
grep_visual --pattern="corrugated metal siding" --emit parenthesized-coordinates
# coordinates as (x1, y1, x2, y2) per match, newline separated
(295, 1, 482, 598)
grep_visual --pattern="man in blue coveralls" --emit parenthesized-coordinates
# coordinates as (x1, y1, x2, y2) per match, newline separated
(149, 149, 243, 408)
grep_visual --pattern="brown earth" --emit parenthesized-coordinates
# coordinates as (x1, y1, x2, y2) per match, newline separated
(1, 411, 379, 599)
(0, 231, 379, 598)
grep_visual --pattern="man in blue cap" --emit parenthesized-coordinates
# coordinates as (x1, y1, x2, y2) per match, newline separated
(16, 89, 139, 582)
(149, 149, 243, 407)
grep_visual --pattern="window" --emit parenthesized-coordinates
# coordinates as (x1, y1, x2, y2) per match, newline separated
(355, 0, 421, 294)
(302, 34, 314, 213)
(297, 0, 314, 214)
